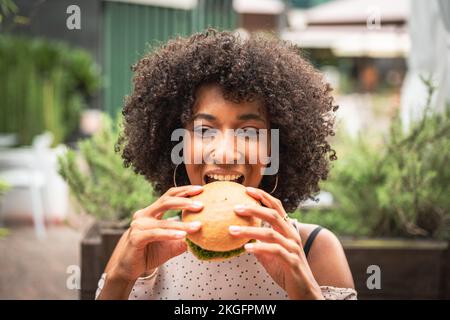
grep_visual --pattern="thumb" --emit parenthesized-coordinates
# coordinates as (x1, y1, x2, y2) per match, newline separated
(170, 239, 188, 256)
(160, 239, 187, 264)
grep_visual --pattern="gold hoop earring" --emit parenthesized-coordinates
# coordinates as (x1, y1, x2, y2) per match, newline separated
(173, 164, 180, 187)
(269, 174, 278, 194)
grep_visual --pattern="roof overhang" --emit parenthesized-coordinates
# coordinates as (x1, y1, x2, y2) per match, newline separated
(232, 0, 285, 15)
(104, 0, 197, 10)
(282, 25, 410, 58)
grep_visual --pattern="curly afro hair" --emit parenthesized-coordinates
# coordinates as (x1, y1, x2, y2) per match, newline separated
(118, 28, 338, 213)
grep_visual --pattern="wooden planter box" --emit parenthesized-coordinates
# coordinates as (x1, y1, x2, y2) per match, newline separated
(80, 222, 450, 300)
(341, 238, 450, 299)
(80, 223, 125, 300)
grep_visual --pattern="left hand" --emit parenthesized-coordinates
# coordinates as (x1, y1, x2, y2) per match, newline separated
(229, 186, 324, 300)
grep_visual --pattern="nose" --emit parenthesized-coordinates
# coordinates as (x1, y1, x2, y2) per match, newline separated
(208, 130, 243, 164)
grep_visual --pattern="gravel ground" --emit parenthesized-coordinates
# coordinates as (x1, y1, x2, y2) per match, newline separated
(0, 223, 85, 300)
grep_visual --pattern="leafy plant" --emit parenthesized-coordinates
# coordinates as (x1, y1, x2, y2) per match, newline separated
(0, 179, 9, 239)
(0, 227, 9, 239)
(293, 79, 450, 240)
(0, 0, 28, 29)
(0, 179, 9, 196)
(58, 114, 156, 224)
(0, 0, 17, 25)
(0, 35, 101, 146)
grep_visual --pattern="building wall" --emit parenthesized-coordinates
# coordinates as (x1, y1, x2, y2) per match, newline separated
(289, 0, 331, 9)
(240, 13, 279, 32)
(11, 0, 102, 62)
(10, 0, 103, 109)
(103, 0, 237, 116)
(9, 0, 237, 115)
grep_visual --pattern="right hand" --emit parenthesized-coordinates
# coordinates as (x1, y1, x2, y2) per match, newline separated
(105, 185, 204, 282)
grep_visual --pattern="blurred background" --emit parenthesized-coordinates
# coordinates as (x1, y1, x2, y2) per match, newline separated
(0, 0, 449, 300)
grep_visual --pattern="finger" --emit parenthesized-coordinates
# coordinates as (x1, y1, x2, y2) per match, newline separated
(165, 239, 188, 257)
(133, 185, 202, 219)
(166, 185, 204, 197)
(153, 197, 204, 218)
(234, 204, 299, 241)
(245, 187, 299, 239)
(134, 197, 203, 219)
(149, 239, 188, 267)
(130, 228, 187, 249)
(131, 217, 202, 233)
(229, 226, 300, 255)
(246, 186, 284, 214)
(244, 242, 300, 270)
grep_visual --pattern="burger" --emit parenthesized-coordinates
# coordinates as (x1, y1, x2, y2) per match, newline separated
(182, 181, 261, 261)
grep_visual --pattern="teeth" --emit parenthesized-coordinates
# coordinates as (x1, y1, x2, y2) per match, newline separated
(207, 174, 243, 182)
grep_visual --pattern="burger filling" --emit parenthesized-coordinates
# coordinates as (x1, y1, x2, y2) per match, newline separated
(186, 238, 255, 260)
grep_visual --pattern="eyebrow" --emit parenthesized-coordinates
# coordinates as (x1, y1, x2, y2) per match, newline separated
(192, 112, 266, 124)
(237, 113, 266, 124)
(192, 113, 216, 122)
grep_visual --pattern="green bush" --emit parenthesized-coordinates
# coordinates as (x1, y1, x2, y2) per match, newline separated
(58, 114, 157, 224)
(0, 35, 101, 146)
(0, 179, 9, 195)
(293, 80, 450, 240)
(0, 179, 9, 238)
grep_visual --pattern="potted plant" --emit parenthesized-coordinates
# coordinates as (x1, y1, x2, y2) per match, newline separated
(58, 114, 158, 299)
(0, 35, 102, 223)
(0, 179, 10, 238)
(0, 179, 8, 194)
(293, 79, 450, 299)
(0, 35, 101, 146)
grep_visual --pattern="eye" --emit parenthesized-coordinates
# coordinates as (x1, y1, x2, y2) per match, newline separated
(235, 127, 259, 138)
(193, 126, 218, 139)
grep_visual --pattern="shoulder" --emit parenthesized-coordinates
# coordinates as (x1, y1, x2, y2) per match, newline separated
(295, 221, 355, 289)
(296, 222, 339, 253)
(289, 220, 334, 250)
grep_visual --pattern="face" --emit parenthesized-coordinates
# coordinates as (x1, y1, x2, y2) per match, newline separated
(183, 83, 270, 187)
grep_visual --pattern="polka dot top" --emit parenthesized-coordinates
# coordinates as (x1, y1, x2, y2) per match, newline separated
(95, 218, 357, 300)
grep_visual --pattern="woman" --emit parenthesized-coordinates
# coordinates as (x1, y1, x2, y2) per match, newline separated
(96, 29, 356, 300)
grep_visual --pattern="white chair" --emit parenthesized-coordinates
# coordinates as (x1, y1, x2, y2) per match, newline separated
(0, 132, 53, 238)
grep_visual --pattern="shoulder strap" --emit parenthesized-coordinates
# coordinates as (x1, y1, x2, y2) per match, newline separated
(303, 226, 323, 258)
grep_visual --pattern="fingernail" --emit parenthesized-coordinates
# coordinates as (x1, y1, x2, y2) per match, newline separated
(246, 187, 257, 192)
(175, 230, 187, 238)
(234, 204, 246, 213)
(189, 221, 202, 229)
(229, 225, 241, 233)
(244, 243, 254, 251)
(191, 201, 203, 208)
(191, 185, 203, 191)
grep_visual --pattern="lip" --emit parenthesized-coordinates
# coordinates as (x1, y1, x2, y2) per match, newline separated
(203, 168, 246, 185)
